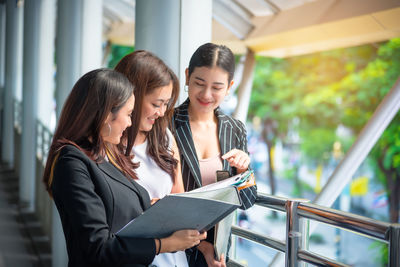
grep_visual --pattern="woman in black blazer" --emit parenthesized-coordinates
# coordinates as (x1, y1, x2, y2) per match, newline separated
(172, 43, 257, 267)
(43, 69, 206, 267)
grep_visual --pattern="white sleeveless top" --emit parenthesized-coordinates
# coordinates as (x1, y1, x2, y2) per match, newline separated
(132, 128, 188, 267)
(132, 129, 174, 199)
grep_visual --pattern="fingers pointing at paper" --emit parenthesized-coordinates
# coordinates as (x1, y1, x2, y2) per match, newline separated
(221, 148, 250, 172)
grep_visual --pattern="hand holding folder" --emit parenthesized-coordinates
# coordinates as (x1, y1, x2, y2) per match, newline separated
(205, 170, 256, 260)
(116, 169, 256, 262)
(116, 184, 242, 239)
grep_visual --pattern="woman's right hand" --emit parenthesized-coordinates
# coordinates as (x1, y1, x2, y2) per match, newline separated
(221, 148, 250, 173)
(159, 230, 207, 253)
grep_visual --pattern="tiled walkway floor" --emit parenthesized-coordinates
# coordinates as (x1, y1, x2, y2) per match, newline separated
(0, 163, 50, 267)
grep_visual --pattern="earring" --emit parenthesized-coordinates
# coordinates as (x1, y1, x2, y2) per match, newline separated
(184, 85, 189, 92)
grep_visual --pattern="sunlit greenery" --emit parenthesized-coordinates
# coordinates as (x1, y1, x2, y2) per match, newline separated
(248, 38, 400, 224)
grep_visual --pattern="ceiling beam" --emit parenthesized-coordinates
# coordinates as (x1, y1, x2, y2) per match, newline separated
(212, 0, 254, 39)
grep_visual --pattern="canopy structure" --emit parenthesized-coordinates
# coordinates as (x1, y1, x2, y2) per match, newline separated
(103, 0, 400, 57)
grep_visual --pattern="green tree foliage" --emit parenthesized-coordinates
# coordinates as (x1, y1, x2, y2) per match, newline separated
(249, 57, 296, 197)
(248, 38, 400, 222)
(335, 39, 400, 223)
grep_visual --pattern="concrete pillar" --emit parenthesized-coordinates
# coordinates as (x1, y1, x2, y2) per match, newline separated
(20, 0, 40, 212)
(14, 1, 23, 103)
(36, 4, 57, 267)
(55, 0, 82, 118)
(135, 0, 212, 104)
(37, 0, 56, 130)
(0, 4, 5, 89)
(2, 0, 23, 167)
(0, 3, 6, 140)
(81, 0, 102, 74)
(53, 1, 102, 266)
(55, 0, 102, 117)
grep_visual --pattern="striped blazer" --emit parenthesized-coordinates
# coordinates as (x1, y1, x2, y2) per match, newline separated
(172, 99, 256, 209)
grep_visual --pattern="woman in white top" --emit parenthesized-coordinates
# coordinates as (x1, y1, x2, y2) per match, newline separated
(115, 50, 187, 267)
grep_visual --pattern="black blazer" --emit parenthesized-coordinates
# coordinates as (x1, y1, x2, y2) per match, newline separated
(172, 99, 256, 208)
(51, 145, 156, 267)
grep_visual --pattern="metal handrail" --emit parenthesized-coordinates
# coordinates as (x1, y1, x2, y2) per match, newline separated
(36, 119, 53, 166)
(230, 192, 400, 267)
(297, 202, 390, 242)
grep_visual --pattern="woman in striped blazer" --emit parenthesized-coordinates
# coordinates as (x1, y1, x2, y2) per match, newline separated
(172, 43, 257, 267)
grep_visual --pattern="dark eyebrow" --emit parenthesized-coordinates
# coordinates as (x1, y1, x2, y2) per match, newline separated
(194, 76, 225, 86)
(194, 76, 206, 82)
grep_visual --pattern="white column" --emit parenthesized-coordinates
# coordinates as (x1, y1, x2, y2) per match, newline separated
(14, 1, 23, 102)
(135, 0, 212, 104)
(37, 0, 56, 130)
(53, 1, 102, 266)
(135, 0, 180, 72)
(20, 0, 40, 212)
(37, 5, 57, 267)
(80, 0, 102, 74)
(53, 1, 82, 265)
(0, 4, 5, 134)
(0, 4, 5, 89)
(55, 0, 82, 117)
(2, 0, 23, 167)
(55, 0, 102, 117)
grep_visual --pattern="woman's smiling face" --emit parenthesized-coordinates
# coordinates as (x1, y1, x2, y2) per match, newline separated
(139, 82, 173, 132)
(186, 66, 232, 113)
(102, 94, 135, 145)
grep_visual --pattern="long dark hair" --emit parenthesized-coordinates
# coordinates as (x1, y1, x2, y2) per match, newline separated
(43, 69, 138, 194)
(115, 50, 179, 182)
(188, 43, 235, 83)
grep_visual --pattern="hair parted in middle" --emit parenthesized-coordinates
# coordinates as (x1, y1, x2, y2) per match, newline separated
(115, 50, 180, 182)
(187, 42, 235, 83)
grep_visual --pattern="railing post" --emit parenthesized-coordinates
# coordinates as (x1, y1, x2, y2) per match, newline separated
(388, 224, 400, 267)
(301, 218, 309, 267)
(286, 199, 308, 267)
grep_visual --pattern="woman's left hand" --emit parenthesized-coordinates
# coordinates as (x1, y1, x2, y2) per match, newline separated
(221, 148, 250, 172)
(197, 241, 226, 267)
